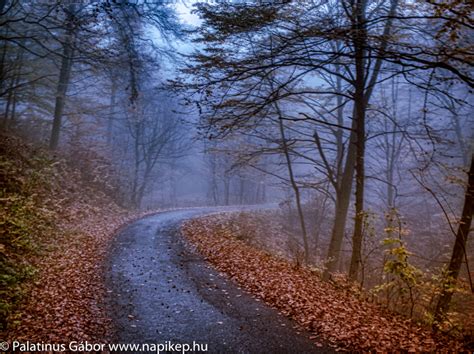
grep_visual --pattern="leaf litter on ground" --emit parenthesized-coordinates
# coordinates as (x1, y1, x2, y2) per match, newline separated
(181, 214, 464, 351)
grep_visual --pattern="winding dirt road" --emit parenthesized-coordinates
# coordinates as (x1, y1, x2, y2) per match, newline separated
(105, 208, 331, 353)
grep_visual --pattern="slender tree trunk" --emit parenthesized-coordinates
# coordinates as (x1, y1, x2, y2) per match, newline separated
(224, 175, 230, 205)
(131, 121, 142, 208)
(239, 176, 245, 204)
(276, 106, 310, 265)
(433, 154, 473, 327)
(450, 111, 469, 167)
(324, 117, 357, 278)
(325, 0, 398, 280)
(8, 49, 23, 127)
(170, 161, 178, 207)
(135, 165, 153, 209)
(0, 28, 9, 93)
(9, 82, 18, 125)
(348, 0, 399, 280)
(323, 65, 357, 279)
(348, 99, 367, 280)
(255, 182, 261, 204)
(265, 49, 310, 263)
(2, 45, 22, 128)
(49, 13, 75, 150)
(349, 0, 368, 281)
(3, 74, 14, 127)
(335, 70, 345, 179)
(107, 77, 117, 145)
(264, 37, 309, 263)
(209, 154, 218, 205)
(313, 192, 329, 259)
(2, 54, 22, 129)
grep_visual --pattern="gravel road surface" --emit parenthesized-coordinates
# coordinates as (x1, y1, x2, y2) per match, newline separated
(105, 208, 332, 354)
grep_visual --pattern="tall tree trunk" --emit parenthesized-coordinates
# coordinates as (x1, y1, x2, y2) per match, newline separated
(2, 52, 22, 129)
(450, 111, 469, 167)
(276, 105, 310, 265)
(0, 27, 9, 94)
(3, 74, 14, 128)
(107, 77, 117, 145)
(348, 100, 367, 281)
(8, 49, 23, 127)
(209, 153, 218, 206)
(224, 175, 230, 205)
(135, 166, 152, 210)
(335, 69, 345, 179)
(349, 0, 368, 281)
(131, 121, 142, 208)
(325, 0, 398, 280)
(324, 117, 357, 278)
(239, 176, 245, 204)
(433, 154, 473, 328)
(49, 12, 75, 150)
(323, 64, 357, 279)
(265, 50, 310, 264)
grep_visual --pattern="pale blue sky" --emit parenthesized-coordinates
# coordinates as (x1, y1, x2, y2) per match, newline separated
(175, 1, 202, 26)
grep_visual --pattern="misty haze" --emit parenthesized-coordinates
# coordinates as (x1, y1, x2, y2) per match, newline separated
(0, 0, 472, 352)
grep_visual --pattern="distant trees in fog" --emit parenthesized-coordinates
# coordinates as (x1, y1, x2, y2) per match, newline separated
(0, 0, 188, 208)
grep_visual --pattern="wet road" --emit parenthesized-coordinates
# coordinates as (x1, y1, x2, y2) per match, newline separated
(105, 207, 331, 354)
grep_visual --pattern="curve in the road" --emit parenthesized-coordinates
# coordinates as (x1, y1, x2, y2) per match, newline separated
(105, 208, 332, 354)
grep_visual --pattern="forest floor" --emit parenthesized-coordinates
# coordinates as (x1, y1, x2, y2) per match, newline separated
(0, 133, 138, 343)
(182, 214, 466, 352)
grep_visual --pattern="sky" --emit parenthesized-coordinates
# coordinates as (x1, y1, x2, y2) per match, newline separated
(175, 1, 202, 26)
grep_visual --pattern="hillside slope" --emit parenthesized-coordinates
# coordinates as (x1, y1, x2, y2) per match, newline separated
(182, 214, 465, 351)
(0, 133, 129, 342)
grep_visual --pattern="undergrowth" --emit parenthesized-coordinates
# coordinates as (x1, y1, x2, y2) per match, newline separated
(0, 132, 124, 331)
(0, 136, 58, 329)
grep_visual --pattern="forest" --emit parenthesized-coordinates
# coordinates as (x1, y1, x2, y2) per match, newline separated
(0, 0, 472, 352)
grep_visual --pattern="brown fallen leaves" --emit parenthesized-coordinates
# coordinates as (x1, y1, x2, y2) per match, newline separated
(3, 190, 131, 344)
(0, 133, 139, 344)
(14, 214, 129, 343)
(182, 214, 463, 351)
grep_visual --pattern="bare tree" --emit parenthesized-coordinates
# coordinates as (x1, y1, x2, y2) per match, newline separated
(433, 154, 473, 328)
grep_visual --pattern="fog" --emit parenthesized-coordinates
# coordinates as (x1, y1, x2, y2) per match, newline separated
(1, 0, 472, 321)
